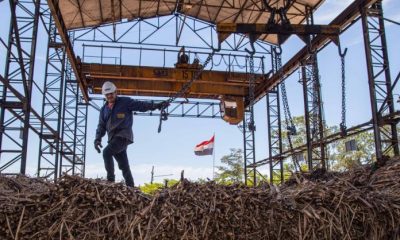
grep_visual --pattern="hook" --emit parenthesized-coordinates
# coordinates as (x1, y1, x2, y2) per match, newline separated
(307, 44, 316, 56)
(212, 41, 222, 52)
(245, 39, 256, 55)
(262, 0, 274, 12)
(157, 105, 169, 133)
(338, 42, 348, 58)
(272, 45, 282, 55)
(245, 33, 258, 55)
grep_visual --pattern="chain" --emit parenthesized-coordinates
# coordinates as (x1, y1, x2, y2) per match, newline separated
(278, 54, 296, 136)
(340, 53, 347, 136)
(158, 50, 216, 133)
(249, 56, 255, 106)
(248, 54, 256, 131)
(275, 47, 300, 171)
(172, 51, 214, 104)
(310, 52, 320, 138)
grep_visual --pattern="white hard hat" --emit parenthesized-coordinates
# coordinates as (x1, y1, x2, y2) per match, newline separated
(102, 81, 117, 95)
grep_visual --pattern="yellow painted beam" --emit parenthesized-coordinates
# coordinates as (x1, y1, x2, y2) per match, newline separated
(82, 63, 265, 99)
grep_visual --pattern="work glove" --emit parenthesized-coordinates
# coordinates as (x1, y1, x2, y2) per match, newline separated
(155, 101, 170, 110)
(94, 139, 103, 153)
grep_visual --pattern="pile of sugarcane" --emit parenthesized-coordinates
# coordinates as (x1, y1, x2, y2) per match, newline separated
(1, 159, 400, 239)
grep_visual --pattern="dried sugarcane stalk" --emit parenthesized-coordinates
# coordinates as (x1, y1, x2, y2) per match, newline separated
(0, 159, 400, 239)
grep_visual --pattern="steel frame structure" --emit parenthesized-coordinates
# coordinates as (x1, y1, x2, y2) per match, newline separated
(297, 8, 326, 171)
(253, 0, 382, 103)
(242, 109, 256, 185)
(135, 101, 222, 119)
(0, 0, 89, 179)
(251, 0, 400, 177)
(81, 44, 267, 72)
(300, 55, 326, 170)
(37, 13, 66, 179)
(361, 1, 399, 162)
(267, 46, 283, 184)
(72, 13, 271, 55)
(0, 0, 40, 175)
(74, 101, 88, 176)
(243, 54, 267, 186)
(59, 49, 87, 177)
(1, 0, 399, 185)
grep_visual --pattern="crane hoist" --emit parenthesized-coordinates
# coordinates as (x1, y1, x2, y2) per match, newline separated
(172, 46, 247, 125)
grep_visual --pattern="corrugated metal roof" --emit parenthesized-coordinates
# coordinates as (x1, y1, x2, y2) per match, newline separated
(55, 0, 325, 44)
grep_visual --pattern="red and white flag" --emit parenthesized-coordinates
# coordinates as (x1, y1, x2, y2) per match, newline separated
(194, 135, 214, 156)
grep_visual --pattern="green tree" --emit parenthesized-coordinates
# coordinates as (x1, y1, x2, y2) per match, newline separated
(281, 116, 376, 172)
(281, 116, 317, 170)
(215, 148, 244, 184)
(140, 182, 164, 195)
(271, 162, 298, 183)
(330, 130, 375, 171)
(140, 179, 179, 195)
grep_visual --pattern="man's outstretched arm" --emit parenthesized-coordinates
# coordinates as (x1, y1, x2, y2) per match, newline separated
(128, 99, 168, 112)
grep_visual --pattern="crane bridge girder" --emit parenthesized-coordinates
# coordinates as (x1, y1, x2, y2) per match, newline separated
(81, 63, 265, 100)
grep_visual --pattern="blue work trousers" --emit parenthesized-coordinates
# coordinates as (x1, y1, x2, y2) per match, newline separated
(103, 137, 134, 187)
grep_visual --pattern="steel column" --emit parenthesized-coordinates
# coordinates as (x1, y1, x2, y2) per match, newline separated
(301, 54, 326, 170)
(299, 8, 326, 171)
(37, 14, 66, 179)
(301, 65, 312, 170)
(267, 46, 283, 183)
(243, 108, 256, 185)
(362, 1, 399, 162)
(73, 100, 88, 176)
(0, 0, 40, 174)
(243, 53, 258, 186)
(59, 57, 80, 176)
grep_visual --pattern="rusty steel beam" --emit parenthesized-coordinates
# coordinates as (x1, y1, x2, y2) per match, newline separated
(251, 110, 400, 168)
(47, 0, 89, 102)
(0, 74, 75, 163)
(82, 63, 265, 99)
(217, 23, 340, 44)
(250, 120, 374, 168)
(253, 0, 379, 104)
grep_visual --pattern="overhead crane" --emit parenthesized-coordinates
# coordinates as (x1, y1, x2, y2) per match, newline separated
(74, 0, 342, 127)
(1, 0, 398, 186)
(46, 0, 328, 106)
(74, 2, 339, 117)
(53, 0, 354, 179)
(80, 58, 265, 125)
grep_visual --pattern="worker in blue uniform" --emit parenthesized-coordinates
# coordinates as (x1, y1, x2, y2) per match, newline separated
(94, 81, 168, 187)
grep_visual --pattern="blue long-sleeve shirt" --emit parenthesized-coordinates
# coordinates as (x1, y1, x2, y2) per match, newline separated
(95, 96, 155, 143)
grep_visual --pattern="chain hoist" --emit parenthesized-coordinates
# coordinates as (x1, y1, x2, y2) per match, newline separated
(158, 49, 217, 133)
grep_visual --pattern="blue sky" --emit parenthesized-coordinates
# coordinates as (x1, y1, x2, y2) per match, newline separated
(0, 0, 400, 185)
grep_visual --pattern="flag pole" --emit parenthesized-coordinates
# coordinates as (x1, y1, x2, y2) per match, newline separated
(212, 133, 215, 180)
